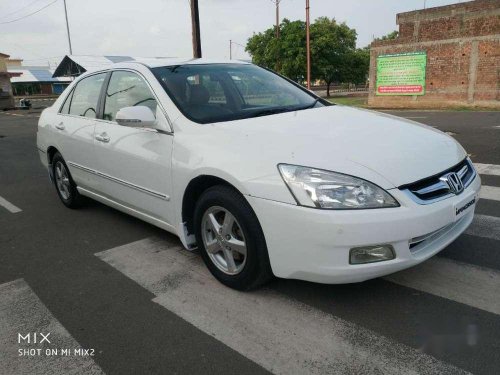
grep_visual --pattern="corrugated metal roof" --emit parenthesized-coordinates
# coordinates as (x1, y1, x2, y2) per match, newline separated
(9, 67, 71, 83)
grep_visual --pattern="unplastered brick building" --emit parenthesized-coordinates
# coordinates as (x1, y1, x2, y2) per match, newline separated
(0, 53, 15, 110)
(368, 0, 500, 109)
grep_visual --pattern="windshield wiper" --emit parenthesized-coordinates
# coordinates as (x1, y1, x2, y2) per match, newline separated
(248, 99, 322, 119)
(250, 107, 296, 118)
(301, 98, 320, 110)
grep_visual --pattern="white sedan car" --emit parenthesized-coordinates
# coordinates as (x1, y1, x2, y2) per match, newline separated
(37, 58, 481, 290)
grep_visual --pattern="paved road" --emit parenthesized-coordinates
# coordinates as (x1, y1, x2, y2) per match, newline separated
(0, 109, 499, 374)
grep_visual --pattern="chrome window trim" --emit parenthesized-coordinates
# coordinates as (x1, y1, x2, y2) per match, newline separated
(67, 161, 170, 201)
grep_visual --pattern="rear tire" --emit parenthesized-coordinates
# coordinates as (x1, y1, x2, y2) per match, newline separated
(194, 185, 273, 290)
(52, 152, 84, 208)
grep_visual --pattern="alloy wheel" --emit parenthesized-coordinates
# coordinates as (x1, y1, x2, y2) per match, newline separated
(55, 161, 71, 200)
(201, 206, 247, 275)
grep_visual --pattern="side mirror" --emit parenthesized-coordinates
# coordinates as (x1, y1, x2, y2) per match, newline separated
(115, 106, 157, 128)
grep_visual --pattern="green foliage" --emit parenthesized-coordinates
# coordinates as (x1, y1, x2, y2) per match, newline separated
(246, 17, 369, 92)
(374, 30, 399, 42)
(246, 19, 307, 82)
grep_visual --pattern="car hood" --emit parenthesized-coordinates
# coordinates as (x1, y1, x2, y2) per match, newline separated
(212, 105, 466, 188)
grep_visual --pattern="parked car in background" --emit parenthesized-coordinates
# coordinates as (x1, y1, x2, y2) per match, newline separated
(37, 58, 481, 290)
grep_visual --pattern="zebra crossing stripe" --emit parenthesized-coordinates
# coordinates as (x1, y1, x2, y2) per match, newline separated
(0, 279, 104, 375)
(474, 163, 500, 176)
(480, 185, 500, 202)
(385, 257, 500, 315)
(96, 237, 467, 375)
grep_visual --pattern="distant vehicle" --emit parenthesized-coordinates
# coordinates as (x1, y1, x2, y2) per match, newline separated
(17, 98, 31, 110)
(36, 59, 481, 290)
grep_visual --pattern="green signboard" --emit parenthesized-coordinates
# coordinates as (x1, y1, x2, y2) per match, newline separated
(375, 52, 427, 96)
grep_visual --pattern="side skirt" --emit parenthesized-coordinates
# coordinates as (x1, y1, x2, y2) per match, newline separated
(77, 187, 178, 236)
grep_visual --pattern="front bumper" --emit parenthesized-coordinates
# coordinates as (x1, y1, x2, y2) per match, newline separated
(247, 174, 481, 284)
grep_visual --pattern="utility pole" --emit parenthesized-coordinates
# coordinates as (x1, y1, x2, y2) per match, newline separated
(270, 0, 282, 72)
(306, 0, 311, 89)
(229, 40, 232, 59)
(275, 0, 281, 38)
(270, 0, 281, 38)
(63, 0, 73, 55)
(190, 0, 202, 58)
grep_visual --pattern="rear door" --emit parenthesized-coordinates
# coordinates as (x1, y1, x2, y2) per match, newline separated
(55, 72, 107, 191)
(93, 70, 174, 224)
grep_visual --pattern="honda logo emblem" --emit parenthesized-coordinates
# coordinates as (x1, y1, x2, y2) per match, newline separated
(440, 172, 464, 195)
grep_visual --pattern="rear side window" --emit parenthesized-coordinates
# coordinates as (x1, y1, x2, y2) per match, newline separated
(68, 73, 106, 118)
(103, 71, 157, 122)
(59, 89, 74, 114)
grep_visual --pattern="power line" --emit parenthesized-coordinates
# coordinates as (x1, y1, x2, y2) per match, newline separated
(0, 0, 46, 20)
(0, 0, 59, 25)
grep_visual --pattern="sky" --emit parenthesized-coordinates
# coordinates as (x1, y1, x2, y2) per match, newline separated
(0, 0, 464, 67)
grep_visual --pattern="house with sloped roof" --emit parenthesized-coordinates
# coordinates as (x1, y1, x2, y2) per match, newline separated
(7, 58, 71, 96)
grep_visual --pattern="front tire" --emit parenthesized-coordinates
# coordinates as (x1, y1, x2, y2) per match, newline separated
(194, 185, 273, 290)
(52, 152, 84, 208)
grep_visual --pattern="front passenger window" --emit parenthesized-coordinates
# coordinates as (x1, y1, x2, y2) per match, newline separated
(68, 73, 106, 118)
(103, 71, 158, 122)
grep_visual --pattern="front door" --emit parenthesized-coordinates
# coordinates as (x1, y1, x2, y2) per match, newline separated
(93, 70, 174, 225)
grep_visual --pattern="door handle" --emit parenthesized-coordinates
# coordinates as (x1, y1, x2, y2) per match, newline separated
(95, 132, 110, 143)
(55, 122, 65, 130)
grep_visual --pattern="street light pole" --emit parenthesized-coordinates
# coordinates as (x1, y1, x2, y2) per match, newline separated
(229, 40, 232, 60)
(63, 0, 73, 55)
(306, 0, 311, 89)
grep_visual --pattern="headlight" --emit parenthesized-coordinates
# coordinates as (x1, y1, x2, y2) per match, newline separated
(278, 164, 399, 209)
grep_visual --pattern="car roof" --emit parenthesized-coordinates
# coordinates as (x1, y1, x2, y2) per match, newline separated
(116, 57, 252, 69)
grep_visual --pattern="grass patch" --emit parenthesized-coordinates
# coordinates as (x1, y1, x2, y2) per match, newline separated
(328, 96, 368, 107)
(327, 97, 498, 111)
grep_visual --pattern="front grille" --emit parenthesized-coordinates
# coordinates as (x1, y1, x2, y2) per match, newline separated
(409, 215, 468, 254)
(400, 158, 476, 204)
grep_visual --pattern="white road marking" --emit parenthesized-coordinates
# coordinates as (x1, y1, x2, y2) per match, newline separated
(96, 237, 467, 375)
(466, 214, 500, 241)
(474, 163, 500, 176)
(0, 279, 103, 375)
(480, 185, 500, 201)
(0, 196, 22, 213)
(386, 257, 500, 316)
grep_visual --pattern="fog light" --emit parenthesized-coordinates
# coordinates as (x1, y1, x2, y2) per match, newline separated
(349, 245, 395, 264)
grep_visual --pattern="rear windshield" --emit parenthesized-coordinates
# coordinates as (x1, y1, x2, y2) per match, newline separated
(151, 64, 326, 124)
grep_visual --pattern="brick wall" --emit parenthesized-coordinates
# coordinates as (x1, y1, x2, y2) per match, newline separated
(368, 0, 500, 109)
(0, 54, 15, 110)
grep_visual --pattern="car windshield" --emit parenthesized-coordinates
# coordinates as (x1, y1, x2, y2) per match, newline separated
(151, 64, 327, 124)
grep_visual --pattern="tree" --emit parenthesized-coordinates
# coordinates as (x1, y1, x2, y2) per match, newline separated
(343, 47, 370, 86)
(246, 19, 307, 82)
(246, 17, 369, 96)
(310, 17, 357, 97)
(374, 30, 399, 42)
